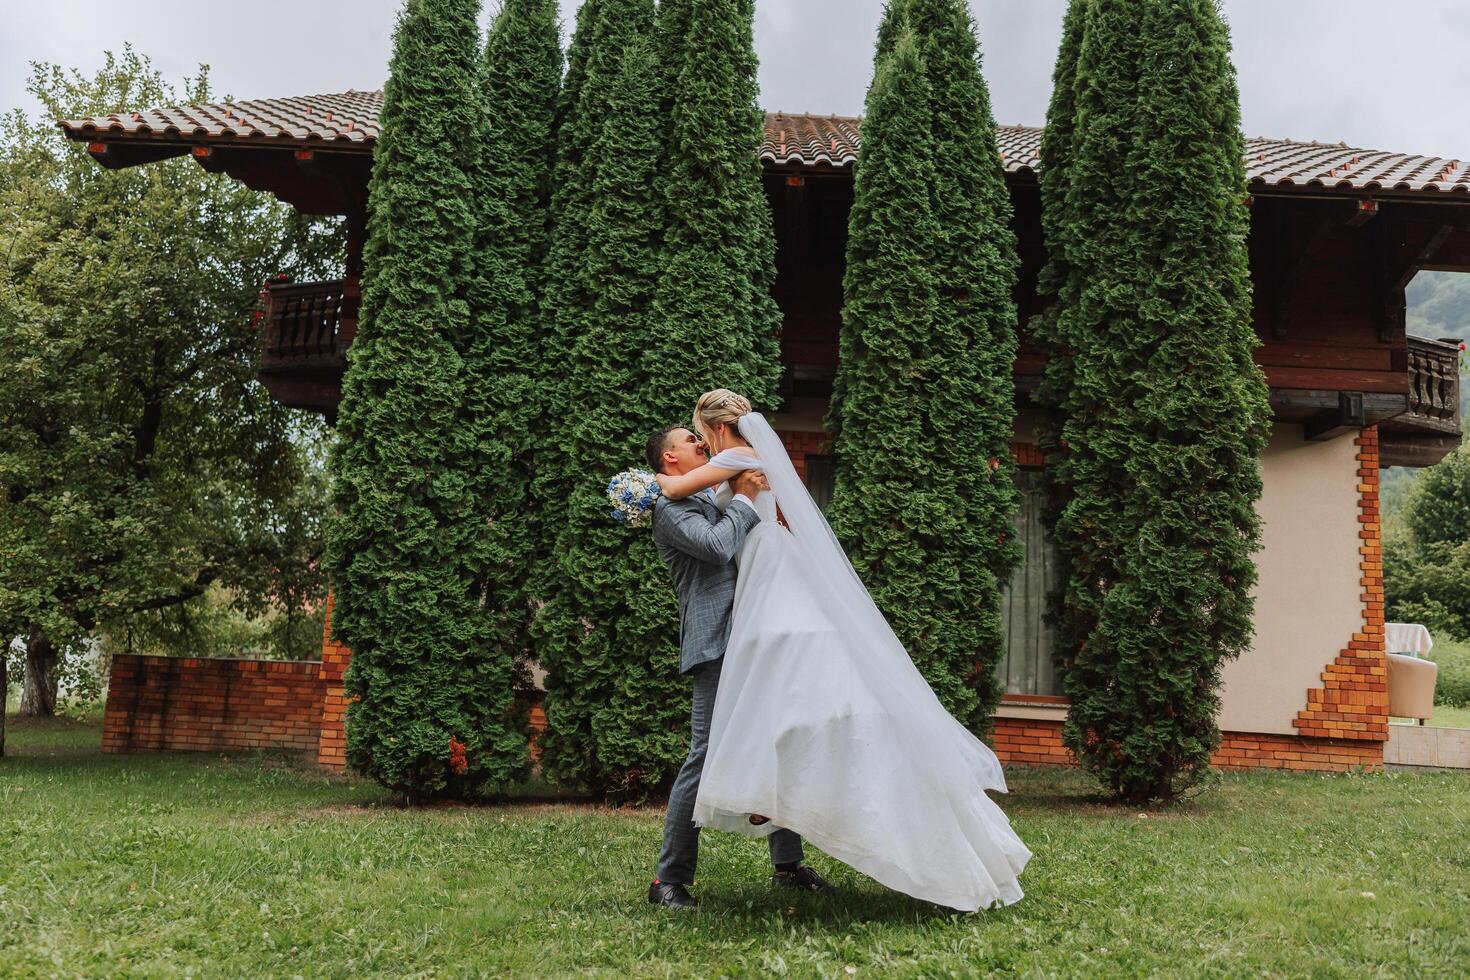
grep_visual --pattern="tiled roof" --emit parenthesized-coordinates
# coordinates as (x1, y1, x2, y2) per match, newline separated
(59, 89, 382, 148)
(61, 89, 1470, 197)
(761, 113, 861, 168)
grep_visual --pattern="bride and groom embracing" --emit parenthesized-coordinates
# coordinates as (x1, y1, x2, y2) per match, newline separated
(644, 388, 1032, 914)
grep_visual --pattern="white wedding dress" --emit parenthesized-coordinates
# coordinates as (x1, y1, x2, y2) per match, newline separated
(690, 413, 1032, 912)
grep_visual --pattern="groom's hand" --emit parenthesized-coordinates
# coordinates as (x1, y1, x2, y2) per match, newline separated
(731, 469, 767, 499)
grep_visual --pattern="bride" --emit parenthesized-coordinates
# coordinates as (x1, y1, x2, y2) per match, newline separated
(654, 389, 1031, 912)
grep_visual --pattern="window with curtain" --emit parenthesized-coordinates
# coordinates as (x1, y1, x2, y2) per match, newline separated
(998, 469, 1064, 698)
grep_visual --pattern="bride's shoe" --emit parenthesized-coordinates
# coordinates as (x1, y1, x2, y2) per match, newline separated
(748, 813, 770, 826)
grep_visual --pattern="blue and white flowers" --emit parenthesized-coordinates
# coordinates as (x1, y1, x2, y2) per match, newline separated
(607, 468, 662, 527)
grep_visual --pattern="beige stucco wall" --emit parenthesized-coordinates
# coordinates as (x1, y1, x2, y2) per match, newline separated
(1217, 424, 1364, 735)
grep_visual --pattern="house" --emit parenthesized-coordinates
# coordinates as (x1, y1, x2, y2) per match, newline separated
(61, 90, 1469, 773)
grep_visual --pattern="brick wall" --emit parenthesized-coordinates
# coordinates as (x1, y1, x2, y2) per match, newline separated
(990, 718, 1383, 773)
(102, 654, 324, 756)
(779, 429, 830, 481)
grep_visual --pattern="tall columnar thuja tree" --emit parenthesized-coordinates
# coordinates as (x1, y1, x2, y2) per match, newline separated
(826, 2, 1021, 733)
(1041, 0, 1271, 802)
(532, 0, 781, 798)
(454, 0, 563, 783)
(328, 0, 518, 798)
(532, 0, 684, 797)
(651, 0, 783, 395)
(527, 0, 604, 615)
(1031, 0, 1089, 693)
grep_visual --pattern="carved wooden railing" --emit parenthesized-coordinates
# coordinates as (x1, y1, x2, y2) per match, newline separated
(255, 278, 354, 418)
(1403, 335, 1461, 435)
(260, 279, 347, 365)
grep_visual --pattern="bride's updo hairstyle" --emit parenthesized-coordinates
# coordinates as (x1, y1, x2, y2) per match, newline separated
(693, 388, 752, 445)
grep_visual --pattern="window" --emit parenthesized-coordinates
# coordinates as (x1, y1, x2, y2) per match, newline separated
(803, 453, 835, 512)
(998, 469, 1065, 698)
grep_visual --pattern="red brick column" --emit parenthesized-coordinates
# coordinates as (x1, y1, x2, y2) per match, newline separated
(316, 593, 352, 772)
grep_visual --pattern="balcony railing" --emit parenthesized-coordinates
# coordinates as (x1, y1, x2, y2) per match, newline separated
(260, 279, 348, 365)
(1382, 335, 1462, 467)
(1404, 335, 1461, 434)
(255, 278, 353, 418)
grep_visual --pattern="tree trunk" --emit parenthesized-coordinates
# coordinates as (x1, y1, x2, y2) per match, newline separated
(20, 628, 58, 717)
(1, 645, 7, 756)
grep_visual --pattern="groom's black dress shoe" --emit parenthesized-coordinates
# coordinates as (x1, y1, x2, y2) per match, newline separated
(772, 865, 835, 893)
(648, 880, 698, 910)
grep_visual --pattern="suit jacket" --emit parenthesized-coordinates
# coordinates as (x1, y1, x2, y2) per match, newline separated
(652, 488, 761, 674)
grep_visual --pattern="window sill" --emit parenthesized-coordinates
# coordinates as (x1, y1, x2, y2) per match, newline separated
(995, 697, 1069, 722)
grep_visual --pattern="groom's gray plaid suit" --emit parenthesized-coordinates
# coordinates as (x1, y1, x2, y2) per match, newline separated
(652, 487, 804, 886)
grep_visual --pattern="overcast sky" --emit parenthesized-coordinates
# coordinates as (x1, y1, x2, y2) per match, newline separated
(5, 0, 1468, 160)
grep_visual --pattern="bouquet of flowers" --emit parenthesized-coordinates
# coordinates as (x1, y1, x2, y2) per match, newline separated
(607, 468, 662, 527)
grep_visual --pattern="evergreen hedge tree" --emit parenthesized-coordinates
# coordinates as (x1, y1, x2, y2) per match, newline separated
(327, 0, 505, 798)
(1032, 0, 1089, 700)
(651, 0, 783, 393)
(531, 0, 682, 796)
(452, 0, 563, 786)
(533, 0, 782, 798)
(1043, 0, 1271, 802)
(826, 1, 1021, 732)
(528, 0, 604, 613)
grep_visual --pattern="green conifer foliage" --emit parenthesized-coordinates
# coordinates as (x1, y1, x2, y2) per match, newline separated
(454, 0, 563, 786)
(827, 3, 1021, 732)
(908, 0, 1021, 725)
(529, 0, 604, 603)
(651, 0, 783, 397)
(326, 0, 497, 797)
(531, 0, 686, 796)
(1032, 0, 1089, 689)
(1043, 0, 1271, 801)
(532, 0, 781, 797)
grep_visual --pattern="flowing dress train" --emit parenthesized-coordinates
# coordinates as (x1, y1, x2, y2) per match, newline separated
(690, 415, 1031, 911)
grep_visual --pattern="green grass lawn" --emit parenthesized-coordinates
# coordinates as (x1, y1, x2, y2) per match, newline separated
(1427, 704, 1470, 728)
(3, 714, 1469, 977)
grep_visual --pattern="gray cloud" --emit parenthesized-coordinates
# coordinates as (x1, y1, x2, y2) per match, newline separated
(4, 1, 1468, 159)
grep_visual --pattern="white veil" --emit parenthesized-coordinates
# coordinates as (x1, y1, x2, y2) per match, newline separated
(736, 412, 1009, 792)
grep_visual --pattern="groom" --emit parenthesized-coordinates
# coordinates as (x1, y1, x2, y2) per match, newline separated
(644, 425, 832, 911)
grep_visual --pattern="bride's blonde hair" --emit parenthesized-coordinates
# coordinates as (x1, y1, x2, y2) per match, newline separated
(693, 388, 752, 443)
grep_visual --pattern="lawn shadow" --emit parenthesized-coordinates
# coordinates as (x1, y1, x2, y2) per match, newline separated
(683, 878, 1010, 928)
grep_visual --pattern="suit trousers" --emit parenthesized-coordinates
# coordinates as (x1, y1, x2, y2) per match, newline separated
(657, 656, 804, 884)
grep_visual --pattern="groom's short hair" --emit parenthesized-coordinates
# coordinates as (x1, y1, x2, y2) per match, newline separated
(646, 426, 682, 474)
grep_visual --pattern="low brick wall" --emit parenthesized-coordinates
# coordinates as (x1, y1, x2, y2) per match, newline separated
(102, 654, 325, 756)
(990, 717, 1384, 772)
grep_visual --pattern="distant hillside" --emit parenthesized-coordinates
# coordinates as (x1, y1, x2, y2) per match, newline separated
(1407, 271, 1470, 342)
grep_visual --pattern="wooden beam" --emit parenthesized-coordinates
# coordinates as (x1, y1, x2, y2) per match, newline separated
(81, 140, 189, 170)
(1303, 391, 1366, 441)
(1269, 388, 1407, 426)
(1381, 432, 1463, 468)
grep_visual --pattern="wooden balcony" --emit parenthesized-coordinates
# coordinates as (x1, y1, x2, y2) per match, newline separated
(251, 281, 1462, 468)
(256, 278, 356, 420)
(1381, 335, 1463, 467)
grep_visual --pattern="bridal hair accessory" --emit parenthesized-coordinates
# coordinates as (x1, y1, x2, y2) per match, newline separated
(607, 469, 662, 527)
